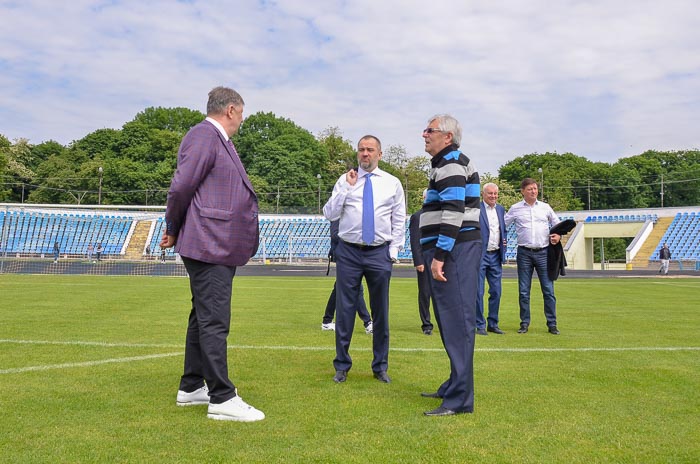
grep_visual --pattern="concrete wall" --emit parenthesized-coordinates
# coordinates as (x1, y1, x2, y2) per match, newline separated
(565, 222, 646, 270)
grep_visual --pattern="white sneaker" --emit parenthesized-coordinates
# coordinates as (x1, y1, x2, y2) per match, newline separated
(176, 385, 210, 406)
(365, 322, 373, 334)
(322, 322, 336, 331)
(207, 393, 265, 422)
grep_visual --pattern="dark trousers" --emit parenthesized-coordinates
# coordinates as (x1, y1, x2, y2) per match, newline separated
(334, 241, 392, 374)
(424, 240, 480, 413)
(323, 281, 371, 326)
(476, 251, 503, 330)
(416, 268, 433, 331)
(516, 246, 557, 327)
(180, 257, 237, 404)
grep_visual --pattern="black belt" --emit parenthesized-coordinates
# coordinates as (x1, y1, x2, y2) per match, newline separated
(486, 249, 500, 254)
(342, 240, 388, 251)
(519, 245, 546, 252)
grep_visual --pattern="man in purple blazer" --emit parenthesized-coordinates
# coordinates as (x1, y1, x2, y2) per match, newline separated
(161, 86, 264, 422)
(476, 182, 507, 336)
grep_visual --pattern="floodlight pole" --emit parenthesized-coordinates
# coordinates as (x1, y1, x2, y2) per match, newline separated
(316, 173, 322, 214)
(276, 184, 280, 214)
(537, 167, 543, 201)
(98, 166, 104, 205)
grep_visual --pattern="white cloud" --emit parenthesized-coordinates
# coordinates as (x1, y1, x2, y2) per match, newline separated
(1, 0, 699, 174)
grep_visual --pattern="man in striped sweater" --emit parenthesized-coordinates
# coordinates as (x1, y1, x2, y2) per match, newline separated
(418, 114, 481, 417)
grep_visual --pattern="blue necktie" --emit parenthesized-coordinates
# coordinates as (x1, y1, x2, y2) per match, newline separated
(362, 173, 375, 245)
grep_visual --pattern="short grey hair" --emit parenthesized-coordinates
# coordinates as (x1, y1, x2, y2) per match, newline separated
(207, 86, 244, 115)
(482, 182, 499, 193)
(428, 114, 462, 147)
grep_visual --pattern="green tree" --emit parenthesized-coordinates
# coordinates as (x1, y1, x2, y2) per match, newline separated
(28, 150, 90, 204)
(377, 144, 433, 213)
(594, 237, 632, 262)
(480, 174, 520, 210)
(316, 127, 357, 210)
(131, 106, 204, 134)
(116, 121, 180, 164)
(30, 141, 66, 170)
(95, 158, 152, 205)
(616, 151, 664, 208)
(3, 138, 36, 202)
(317, 126, 356, 185)
(234, 112, 326, 212)
(70, 128, 120, 159)
(617, 150, 700, 208)
(0, 134, 10, 200)
(500, 152, 594, 211)
(594, 163, 644, 209)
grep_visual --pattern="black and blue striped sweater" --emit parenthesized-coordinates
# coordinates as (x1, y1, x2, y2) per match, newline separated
(419, 145, 481, 261)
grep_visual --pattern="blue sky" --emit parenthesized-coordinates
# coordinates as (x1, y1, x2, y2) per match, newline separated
(1, 0, 699, 174)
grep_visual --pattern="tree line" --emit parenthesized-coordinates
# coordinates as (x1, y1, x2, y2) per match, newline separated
(1, 107, 698, 214)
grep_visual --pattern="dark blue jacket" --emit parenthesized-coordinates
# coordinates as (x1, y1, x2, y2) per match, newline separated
(479, 201, 507, 263)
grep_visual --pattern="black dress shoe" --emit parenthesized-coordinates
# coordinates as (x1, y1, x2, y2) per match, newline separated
(420, 391, 441, 398)
(476, 328, 488, 336)
(424, 406, 458, 416)
(333, 370, 347, 383)
(517, 324, 528, 334)
(487, 326, 505, 334)
(548, 326, 560, 335)
(373, 371, 391, 383)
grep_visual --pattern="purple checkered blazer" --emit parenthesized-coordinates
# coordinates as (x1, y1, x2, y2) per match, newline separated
(165, 120, 259, 266)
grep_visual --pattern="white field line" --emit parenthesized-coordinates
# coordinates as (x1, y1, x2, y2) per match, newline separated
(1, 339, 699, 375)
(0, 352, 182, 374)
(0, 339, 181, 348)
(2, 339, 700, 354)
(235, 345, 700, 353)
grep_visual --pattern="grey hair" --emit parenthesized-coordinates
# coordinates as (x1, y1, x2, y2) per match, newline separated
(482, 182, 499, 193)
(207, 86, 244, 115)
(428, 114, 462, 147)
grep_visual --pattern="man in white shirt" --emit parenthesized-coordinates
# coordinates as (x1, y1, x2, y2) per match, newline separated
(323, 135, 406, 384)
(476, 183, 507, 336)
(504, 178, 562, 335)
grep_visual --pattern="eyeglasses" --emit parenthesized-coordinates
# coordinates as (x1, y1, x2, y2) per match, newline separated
(423, 128, 445, 134)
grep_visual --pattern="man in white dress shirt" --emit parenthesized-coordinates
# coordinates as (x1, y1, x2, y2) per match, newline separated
(476, 183, 507, 336)
(504, 178, 562, 335)
(323, 135, 406, 384)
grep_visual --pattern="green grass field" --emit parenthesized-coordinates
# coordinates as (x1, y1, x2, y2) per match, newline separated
(1, 273, 698, 463)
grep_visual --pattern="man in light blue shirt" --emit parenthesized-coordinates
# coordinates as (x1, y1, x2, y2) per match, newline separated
(504, 178, 561, 335)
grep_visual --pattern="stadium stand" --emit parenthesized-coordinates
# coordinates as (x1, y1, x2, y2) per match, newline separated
(0, 210, 133, 258)
(0, 209, 541, 264)
(256, 217, 330, 260)
(649, 212, 700, 262)
(584, 213, 658, 223)
(1, 207, 698, 269)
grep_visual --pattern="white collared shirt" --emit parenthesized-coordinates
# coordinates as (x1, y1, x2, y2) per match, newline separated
(323, 167, 406, 259)
(485, 203, 501, 251)
(205, 117, 228, 140)
(504, 199, 560, 248)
